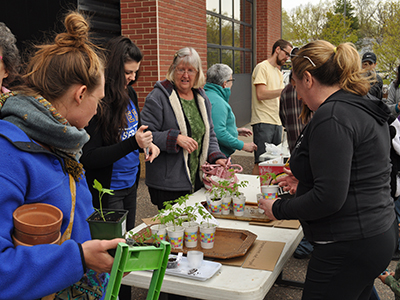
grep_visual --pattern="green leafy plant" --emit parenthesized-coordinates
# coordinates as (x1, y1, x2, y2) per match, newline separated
(152, 200, 184, 231)
(125, 227, 161, 247)
(257, 173, 277, 186)
(197, 204, 214, 228)
(93, 179, 115, 222)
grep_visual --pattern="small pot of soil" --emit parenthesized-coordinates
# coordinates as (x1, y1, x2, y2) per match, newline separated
(86, 208, 129, 240)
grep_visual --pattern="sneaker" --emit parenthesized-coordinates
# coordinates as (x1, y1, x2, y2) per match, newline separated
(392, 250, 400, 261)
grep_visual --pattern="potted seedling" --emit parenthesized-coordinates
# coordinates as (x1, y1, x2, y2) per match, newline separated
(197, 205, 218, 249)
(206, 185, 225, 214)
(228, 180, 248, 217)
(152, 201, 185, 250)
(125, 227, 162, 247)
(86, 179, 129, 241)
(258, 173, 279, 200)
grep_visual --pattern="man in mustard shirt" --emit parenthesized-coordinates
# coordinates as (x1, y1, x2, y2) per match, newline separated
(251, 39, 293, 175)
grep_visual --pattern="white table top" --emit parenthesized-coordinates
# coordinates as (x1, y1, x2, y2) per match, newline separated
(121, 174, 303, 300)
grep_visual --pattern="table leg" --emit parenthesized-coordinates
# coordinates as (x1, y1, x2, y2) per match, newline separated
(275, 271, 305, 288)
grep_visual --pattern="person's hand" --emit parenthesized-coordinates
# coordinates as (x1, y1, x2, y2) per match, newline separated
(215, 158, 228, 167)
(177, 134, 198, 153)
(81, 238, 125, 273)
(258, 198, 278, 220)
(145, 143, 160, 163)
(242, 142, 257, 153)
(237, 128, 252, 137)
(378, 271, 394, 283)
(273, 167, 298, 195)
(135, 125, 153, 149)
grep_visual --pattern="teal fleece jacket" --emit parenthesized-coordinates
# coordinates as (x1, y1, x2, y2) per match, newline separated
(204, 83, 244, 157)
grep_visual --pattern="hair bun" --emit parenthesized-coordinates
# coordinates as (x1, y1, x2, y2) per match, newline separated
(55, 11, 89, 48)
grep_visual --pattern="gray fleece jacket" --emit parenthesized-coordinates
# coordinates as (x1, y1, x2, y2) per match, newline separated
(141, 80, 225, 192)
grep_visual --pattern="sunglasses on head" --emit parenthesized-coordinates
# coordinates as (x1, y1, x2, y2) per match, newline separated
(290, 47, 316, 67)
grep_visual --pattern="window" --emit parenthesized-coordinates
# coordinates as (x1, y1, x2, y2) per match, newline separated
(206, 0, 253, 74)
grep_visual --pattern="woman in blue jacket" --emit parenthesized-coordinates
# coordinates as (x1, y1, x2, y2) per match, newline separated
(204, 63, 257, 157)
(0, 12, 124, 299)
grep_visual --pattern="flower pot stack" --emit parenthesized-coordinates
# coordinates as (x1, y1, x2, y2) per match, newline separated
(12, 203, 63, 246)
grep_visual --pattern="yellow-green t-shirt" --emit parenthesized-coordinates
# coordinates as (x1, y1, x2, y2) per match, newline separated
(250, 60, 284, 125)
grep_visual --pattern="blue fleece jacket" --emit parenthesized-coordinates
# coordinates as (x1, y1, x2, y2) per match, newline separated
(204, 83, 244, 157)
(0, 120, 93, 300)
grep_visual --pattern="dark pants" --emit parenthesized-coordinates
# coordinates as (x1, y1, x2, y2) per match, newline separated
(107, 182, 138, 232)
(148, 187, 191, 210)
(252, 123, 282, 163)
(302, 220, 397, 300)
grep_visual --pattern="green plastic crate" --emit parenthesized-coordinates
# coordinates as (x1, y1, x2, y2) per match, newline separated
(104, 241, 171, 300)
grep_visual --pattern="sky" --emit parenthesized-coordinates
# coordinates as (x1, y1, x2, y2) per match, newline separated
(282, 0, 323, 12)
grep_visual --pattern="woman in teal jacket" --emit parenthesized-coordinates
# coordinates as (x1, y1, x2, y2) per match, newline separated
(204, 64, 257, 157)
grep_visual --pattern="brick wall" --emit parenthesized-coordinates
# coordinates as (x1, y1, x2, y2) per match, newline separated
(121, 0, 207, 109)
(121, 0, 282, 107)
(255, 0, 282, 63)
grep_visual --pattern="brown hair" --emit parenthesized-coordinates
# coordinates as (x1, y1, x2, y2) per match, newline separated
(292, 40, 370, 96)
(272, 39, 293, 56)
(19, 12, 103, 100)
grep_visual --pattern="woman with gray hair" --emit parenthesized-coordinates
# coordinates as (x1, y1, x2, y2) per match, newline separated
(0, 22, 20, 93)
(141, 47, 227, 210)
(204, 63, 257, 157)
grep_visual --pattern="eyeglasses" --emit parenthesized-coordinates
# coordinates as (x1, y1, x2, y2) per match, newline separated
(290, 47, 316, 67)
(226, 78, 235, 82)
(176, 68, 197, 76)
(281, 48, 291, 58)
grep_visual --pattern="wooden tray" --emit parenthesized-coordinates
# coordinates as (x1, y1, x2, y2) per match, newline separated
(135, 227, 257, 259)
(202, 201, 272, 223)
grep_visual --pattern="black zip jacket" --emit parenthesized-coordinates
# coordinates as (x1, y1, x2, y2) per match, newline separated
(273, 89, 395, 242)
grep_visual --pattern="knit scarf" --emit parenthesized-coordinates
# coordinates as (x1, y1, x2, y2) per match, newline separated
(0, 92, 89, 180)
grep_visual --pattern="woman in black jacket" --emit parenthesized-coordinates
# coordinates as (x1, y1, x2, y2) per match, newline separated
(260, 40, 397, 300)
(81, 36, 159, 233)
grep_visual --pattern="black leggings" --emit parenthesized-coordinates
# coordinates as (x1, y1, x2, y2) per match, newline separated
(302, 220, 398, 300)
(148, 187, 191, 210)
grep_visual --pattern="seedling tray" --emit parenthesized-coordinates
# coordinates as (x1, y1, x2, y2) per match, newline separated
(201, 201, 271, 223)
(135, 227, 257, 259)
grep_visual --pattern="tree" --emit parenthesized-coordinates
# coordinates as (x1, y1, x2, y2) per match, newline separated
(373, 1, 400, 80)
(282, 2, 330, 46)
(352, 0, 379, 38)
(333, 0, 359, 32)
(320, 11, 358, 45)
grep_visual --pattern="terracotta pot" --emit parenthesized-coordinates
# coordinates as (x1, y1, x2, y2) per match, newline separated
(13, 228, 60, 245)
(13, 203, 63, 236)
(12, 232, 61, 247)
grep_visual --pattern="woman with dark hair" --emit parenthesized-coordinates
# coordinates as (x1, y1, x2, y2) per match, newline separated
(81, 36, 159, 233)
(0, 22, 20, 92)
(260, 40, 397, 299)
(384, 64, 400, 117)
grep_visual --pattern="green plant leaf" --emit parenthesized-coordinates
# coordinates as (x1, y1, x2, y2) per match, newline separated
(93, 179, 103, 192)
